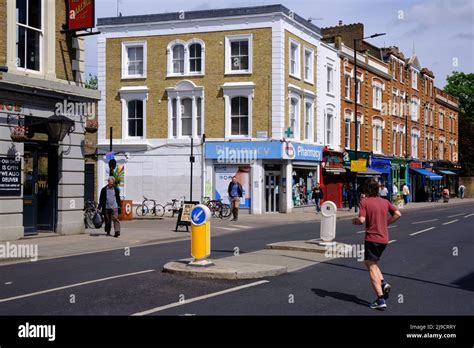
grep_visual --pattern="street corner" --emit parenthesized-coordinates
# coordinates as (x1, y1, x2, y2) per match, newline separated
(162, 258, 287, 280)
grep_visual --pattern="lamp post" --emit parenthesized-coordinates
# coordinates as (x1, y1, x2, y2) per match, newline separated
(353, 33, 385, 212)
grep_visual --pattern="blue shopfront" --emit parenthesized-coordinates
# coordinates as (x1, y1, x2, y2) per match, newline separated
(368, 156, 393, 195)
(204, 141, 323, 214)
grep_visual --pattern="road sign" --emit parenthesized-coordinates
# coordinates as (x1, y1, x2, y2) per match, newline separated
(191, 205, 209, 226)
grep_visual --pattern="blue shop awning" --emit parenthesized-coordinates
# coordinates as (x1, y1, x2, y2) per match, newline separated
(439, 170, 456, 175)
(411, 168, 442, 180)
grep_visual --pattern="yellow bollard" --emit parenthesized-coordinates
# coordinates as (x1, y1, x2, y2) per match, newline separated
(189, 204, 213, 267)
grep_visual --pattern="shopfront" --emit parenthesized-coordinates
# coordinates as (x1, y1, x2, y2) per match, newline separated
(369, 156, 392, 196)
(320, 149, 345, 208)
(391, 158, 408, 194)
(431, 161, 460, 197)
(204, 141, 323, 214)
(409, 161, 442, 202)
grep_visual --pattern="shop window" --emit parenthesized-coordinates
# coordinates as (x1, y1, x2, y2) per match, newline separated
(292, 169, 317, 207)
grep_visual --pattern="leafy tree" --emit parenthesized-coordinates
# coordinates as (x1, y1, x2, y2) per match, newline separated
(85, 73, 98, 90)
(444, 72, 474, 175)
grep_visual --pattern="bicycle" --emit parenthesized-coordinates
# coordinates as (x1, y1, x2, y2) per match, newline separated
(203, 197, 231, 219)
(135, 196, 165, 217)
(163, 196, 186, 218)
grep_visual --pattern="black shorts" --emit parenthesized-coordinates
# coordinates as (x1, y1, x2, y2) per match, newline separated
(364, 241, 387, 262)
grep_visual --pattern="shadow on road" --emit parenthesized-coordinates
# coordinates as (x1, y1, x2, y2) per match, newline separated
(311, 288, 370, 307)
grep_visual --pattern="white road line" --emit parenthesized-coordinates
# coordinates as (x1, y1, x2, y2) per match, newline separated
(448, 213, 466, 218)
(412, 219, 439, 225)
(410, 227, 435, 236)
(356, 230, 365, 234)
(442, 219, 459, 225)
(231, 225, 251, 229)
(0, 269, 155, 304)
(388, 240, 397, 244)
(132, 280, 269, 316)
(215, 227, 239, 232)
(464, 213, 474, 218)
(388, 225, 397, 229)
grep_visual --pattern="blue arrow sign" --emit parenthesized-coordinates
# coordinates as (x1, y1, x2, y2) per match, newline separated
(191, 206, 206, 225)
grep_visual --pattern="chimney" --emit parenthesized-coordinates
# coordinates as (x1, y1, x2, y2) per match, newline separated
(338, 20, 343, 26)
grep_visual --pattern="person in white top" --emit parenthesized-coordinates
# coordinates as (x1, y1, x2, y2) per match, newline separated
(392, 184, 398, 202)
(458, 184, 466, 199)
(402, 184, 410, 205)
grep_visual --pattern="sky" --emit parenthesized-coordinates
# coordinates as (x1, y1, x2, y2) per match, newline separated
(85, 0, 474, 88)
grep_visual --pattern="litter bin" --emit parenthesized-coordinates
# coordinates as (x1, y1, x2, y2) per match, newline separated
(121, 200, 133, 220)
(320, 201, 337, 243)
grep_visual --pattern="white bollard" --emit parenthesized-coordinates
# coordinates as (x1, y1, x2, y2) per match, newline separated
(319, 201, 337, 246)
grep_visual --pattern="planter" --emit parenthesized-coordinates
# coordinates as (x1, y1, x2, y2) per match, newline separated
(85, 126, 98, 133)
(10, 133, 28, 142)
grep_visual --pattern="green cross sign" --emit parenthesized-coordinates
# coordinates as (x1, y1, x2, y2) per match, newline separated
(285, 127, 294, 138)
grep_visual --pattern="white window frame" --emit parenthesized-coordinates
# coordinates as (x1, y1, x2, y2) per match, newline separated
(356, 114, 363, 151)
(166, 80, 205, 139)
(372, 117, 384, 154)
(223, 82, 255, 139)
(289, 38, 301, 79)
(439, 111, 444, 130)
(344, 74, 351, 100)
(303, 47, 314, 84)
(167, 39, 205, 77)
(399, 126, 405, 157)
(119, 87, 149, 140)
(327, 65, 334, 94)
(356, 77, 362, 104)
(392, 124, 398, 155)
(344, 112, 352, 149)
(225, 34, 253, 75)
(303, 97, 315, 142)
(121, 41, 147, 79)
(392, 59, 397, 80)
(439, 139, 445, 160)
(411, 69, 418, 90)
(400, 64, 404, 83)
(288, 94, 300, 140)
(411, 97, 419, 121)
(325, 108, 335, 147)
(411, 129, 420, 159)
(372, 80, 383, 110)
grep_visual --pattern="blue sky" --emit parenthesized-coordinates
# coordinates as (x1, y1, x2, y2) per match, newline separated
(85, 0, 474, 87)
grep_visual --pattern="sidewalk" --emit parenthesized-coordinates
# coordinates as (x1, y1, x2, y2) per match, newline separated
(1, 198, 472, 265)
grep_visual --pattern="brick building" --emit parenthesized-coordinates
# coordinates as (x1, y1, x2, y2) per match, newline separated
(96, 5, 341, 214)
(322, 22, 459, 203)
(0, 0, 100, 240)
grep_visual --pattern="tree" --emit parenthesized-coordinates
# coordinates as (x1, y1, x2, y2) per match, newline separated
(444, 72, 474, 175)
(85, 73, 98, 90)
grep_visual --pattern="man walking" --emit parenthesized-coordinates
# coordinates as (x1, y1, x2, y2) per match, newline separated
(392, 183, 398, 202)
(459, 184, 466, 199)
(312, 183, 323, 213)
(402, 183, 410, 205)
(228, 176, 243, 222)
(353, 179, 401, 310)
(98, 177, 122, 237)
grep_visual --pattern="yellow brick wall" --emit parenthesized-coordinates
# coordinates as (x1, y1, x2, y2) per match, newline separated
(284, 31, 318, 138)
(0, 0, 6, 66)
(105, 28, 273, 139)
(55, 0, 76, 82)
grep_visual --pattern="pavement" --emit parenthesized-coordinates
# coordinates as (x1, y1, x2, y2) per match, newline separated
(0, 199, 472, 316)
(2, 198, 472, 266)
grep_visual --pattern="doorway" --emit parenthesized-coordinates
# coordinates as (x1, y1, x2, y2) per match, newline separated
(23, 143, 58, 235)
(265, 171, 280, 213)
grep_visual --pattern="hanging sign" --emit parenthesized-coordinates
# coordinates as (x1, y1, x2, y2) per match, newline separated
(67, 0, 95, 31)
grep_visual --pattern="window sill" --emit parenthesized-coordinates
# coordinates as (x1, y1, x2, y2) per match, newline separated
(289, 73, 301, 80)
(326, 93, 335, 98)
(121, 75, 147, 80)
(167, 73, 204, 78)
(224, 71, 252, 76)
(304, 79, 314, 85)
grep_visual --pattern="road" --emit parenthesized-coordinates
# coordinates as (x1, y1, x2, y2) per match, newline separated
(0, 201, 472, 316)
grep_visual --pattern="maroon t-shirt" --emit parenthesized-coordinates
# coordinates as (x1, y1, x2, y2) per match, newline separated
(359, 196, 398, 244)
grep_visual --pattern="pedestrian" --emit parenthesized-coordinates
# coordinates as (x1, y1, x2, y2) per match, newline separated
(402, 184, 410, 205)
(442, 187, 450, 203)
(379, 184, 389, 201)
(227, 176, 243, 221)
(352, 179, 402, 310)
(98, 177, 122, 238)
(392, 183, 398, 202)
(458, 184, 465, 199)
(312, 183, 323, 213)
(347, 182, 355, 211)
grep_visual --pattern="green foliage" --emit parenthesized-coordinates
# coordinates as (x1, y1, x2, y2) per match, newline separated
(85, 73, 98, 90)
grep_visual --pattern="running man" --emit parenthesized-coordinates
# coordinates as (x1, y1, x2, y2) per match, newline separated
(353, 179, 402, 310)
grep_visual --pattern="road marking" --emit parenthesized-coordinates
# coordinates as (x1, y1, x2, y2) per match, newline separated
(4, 282, 12, 285)
(356, 230, 365, 234)
(464, 213, 474, 218)
(231, 225, 251, 229)
(388, 225, 397, 229)
(132, 280, 269, 316)
(410, 227, 435, 236)
(442, 219, 459, 225)
(412, 219, 438, 225)
(388, 240, 397, 244)
(216, 227, 239, 232)
(448, 213, 466, 218)
(0, 269, 155, 303)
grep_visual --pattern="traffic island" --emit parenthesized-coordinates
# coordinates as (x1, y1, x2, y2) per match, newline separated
(163, 258, 287, 280)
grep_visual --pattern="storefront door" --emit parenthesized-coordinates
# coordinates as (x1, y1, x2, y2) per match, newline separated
(23, 144, 58, 235)
(265, 172, 280, 213)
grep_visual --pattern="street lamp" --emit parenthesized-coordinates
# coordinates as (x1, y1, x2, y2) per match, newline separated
(353, 33, 386, 212)
(47, 115, 75, 144)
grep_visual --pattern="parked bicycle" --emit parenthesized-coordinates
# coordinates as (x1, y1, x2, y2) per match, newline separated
(163, 196, 186, 218)
(135, 196, 165, 217)
(202, 197, 231, 219)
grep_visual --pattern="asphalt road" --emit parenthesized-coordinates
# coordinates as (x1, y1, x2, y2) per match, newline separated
(0, 201, 472, 316)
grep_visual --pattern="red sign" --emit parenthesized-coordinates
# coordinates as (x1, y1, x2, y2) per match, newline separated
(409, 161, 423, 169)
(67, 0, 95, 31)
